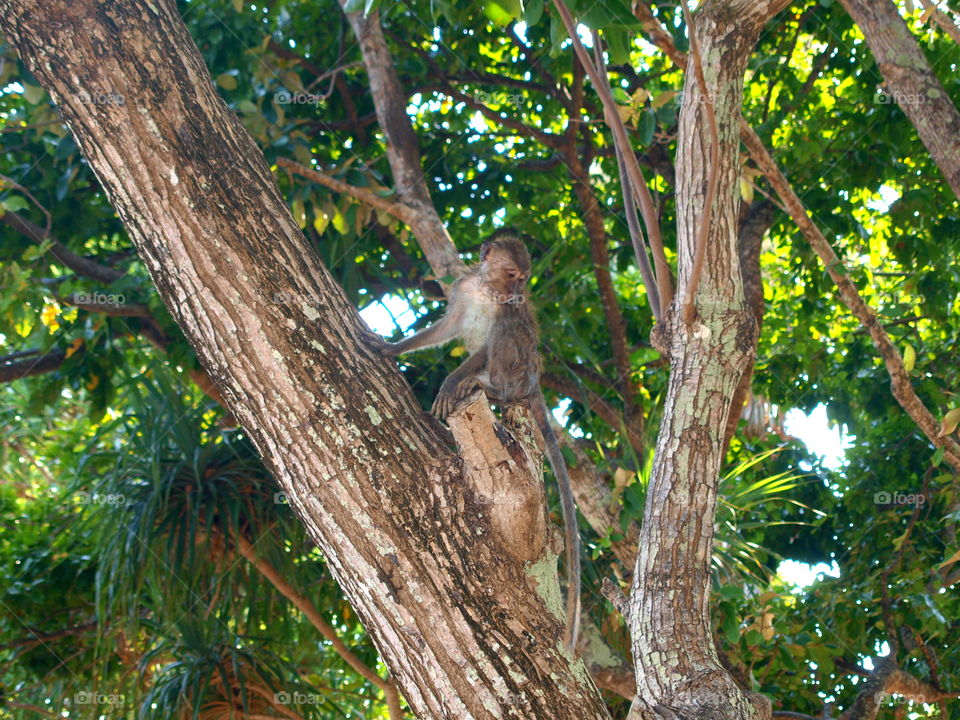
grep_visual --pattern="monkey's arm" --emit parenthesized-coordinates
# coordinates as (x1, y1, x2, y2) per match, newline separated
(528, 391, 581, 653)
(432, 346, 488, 419)
(386, 303, 465, 356)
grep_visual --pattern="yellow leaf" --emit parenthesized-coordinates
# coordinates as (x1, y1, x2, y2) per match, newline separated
(291, 198, 306, 229)
(232, 0, 244, 10)
(282, 71, 304, 93)
(760, 611, 775, 641)
(449, 345, 466, 357)
(616, 104, 635, 125)
(892, 529, 909, 551)
(331, 207, 348, 235)
(313, 208, 330, 235)
(216, 73, 238, 90)
(651, 91, 676, 110)
(86, 374, 100, 391)
(740, 178, 754, 204)
(902, 343, 916, 373)
(938, 548, 960, 570)
(65, 337, 85, 358)
(40, 302, 61, 332)
(938, 408, 960, 438)
(613, 467, 633, 489)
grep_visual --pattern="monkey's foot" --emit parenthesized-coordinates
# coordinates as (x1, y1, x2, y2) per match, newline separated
(432, 384, 481, 420)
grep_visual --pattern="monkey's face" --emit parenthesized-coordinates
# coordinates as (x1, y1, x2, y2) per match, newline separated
(482, 249, 530, 301)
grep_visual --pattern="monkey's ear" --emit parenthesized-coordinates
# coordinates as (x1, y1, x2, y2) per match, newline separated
(480, 240, 492, 261)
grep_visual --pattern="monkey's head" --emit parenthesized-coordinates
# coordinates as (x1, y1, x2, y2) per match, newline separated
(479, 231, 531, 300)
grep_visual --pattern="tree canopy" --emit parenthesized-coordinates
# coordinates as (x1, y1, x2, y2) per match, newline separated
(1, 0, 958, 718)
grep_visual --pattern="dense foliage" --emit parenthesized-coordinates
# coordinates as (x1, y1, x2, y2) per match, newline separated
(1, 0, 958, 717)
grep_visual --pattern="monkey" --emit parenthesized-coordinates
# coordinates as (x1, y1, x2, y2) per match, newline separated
(372, 229, 581, 652)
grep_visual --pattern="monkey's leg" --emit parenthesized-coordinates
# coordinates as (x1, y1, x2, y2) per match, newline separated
(432, 347, 488, 419)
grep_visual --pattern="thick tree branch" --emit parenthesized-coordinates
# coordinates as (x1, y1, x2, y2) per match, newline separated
(1, 2, 608, 716)
(625, 3, 960, 471)
(679, 2, 721, 326)
(838, 657, 959, 720)
(839, 0, 960, 198)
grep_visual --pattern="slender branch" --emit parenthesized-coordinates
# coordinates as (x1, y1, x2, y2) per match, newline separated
(62, 293, 150, 317)
(419, 83, 563, 148)
(631, 1, 687, 67)
(917, 0, 960, 46)
(276, 157, 418, 226)
(740, 122, 960, 473)
(551, 0, 672, 317)
(0, 173, 51, 235)
(338, 4, 465, 281)
(233, 531, 405, 719)
(679, 2, 720, 325)
(1, 210, 126, 284)
(0, 349, 67, 382)
(590, 31, 660, 320)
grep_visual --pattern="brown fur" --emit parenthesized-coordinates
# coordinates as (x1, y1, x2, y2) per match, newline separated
(370, 230, 582, 652)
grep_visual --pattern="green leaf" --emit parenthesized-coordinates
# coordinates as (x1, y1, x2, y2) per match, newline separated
(216, 73, 238, 90)
(524, 0, 545, 25)
(932, 446, 945, 466)
(605, 28, 631, 65)
(0, 195, 30, 213)
(637, 108, 656, 146)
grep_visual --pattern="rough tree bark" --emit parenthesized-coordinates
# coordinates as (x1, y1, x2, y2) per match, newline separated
(0, 1, 609, 717)
(840, 0, 960, 199)
(624, 2, 790, 719)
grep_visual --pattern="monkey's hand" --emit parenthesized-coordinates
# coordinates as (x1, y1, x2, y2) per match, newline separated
(358, 328, 398, 355)
(432, 376, 480, 419)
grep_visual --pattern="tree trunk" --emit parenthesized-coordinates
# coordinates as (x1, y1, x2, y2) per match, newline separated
(625, 2, 789, 718)
(0, 2, 608, 716)
(840, 0, 960, 199)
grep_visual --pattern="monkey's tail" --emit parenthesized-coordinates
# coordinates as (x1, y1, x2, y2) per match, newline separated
(529, 391, 581, 654)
